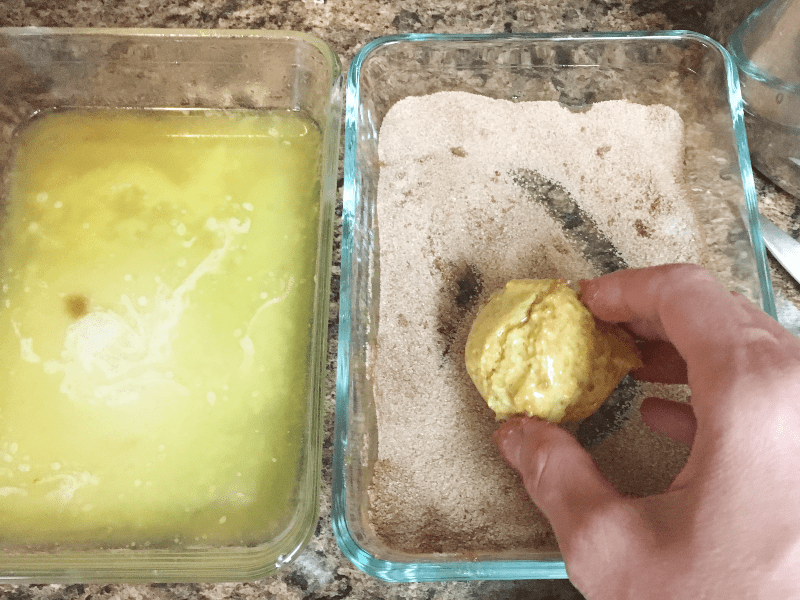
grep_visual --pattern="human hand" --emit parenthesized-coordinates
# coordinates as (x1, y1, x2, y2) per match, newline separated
(494, 264, 800, 599)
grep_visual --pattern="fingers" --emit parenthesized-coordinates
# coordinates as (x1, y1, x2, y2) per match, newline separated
(495, 417, 639, 572)
(580, 265, 741, 346)
(580, 265, 797, 408)
(632, 339, 688, 384)
(639, 397, 696, 446)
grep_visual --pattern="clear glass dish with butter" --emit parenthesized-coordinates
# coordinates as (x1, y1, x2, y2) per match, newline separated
(0, 28, 341, 583)
(333, 31, 775, 582)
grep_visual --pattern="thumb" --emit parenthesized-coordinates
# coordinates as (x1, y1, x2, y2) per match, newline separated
(495, 417, 642, 578)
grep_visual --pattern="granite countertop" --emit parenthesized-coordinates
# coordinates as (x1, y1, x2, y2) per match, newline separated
(0, 1, 796, 599)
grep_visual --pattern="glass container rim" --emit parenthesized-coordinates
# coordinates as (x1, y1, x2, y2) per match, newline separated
(0, 24, 343, 583)
(0, 26, 342, 81)
(334, 29, 776, 583)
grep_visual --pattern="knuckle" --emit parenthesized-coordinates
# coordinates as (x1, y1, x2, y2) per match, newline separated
(658, 263, 716, 290)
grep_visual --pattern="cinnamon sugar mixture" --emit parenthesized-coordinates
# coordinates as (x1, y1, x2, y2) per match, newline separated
(370, 92, 699, 554)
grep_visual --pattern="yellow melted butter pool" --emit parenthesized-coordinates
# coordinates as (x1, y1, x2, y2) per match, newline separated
(0, 109, 322, 547)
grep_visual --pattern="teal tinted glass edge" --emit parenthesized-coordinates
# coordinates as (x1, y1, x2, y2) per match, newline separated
(684, 30, 777, 318)
(704, 31, 778, 320)
(333, 30, 776, 583)
(0, 28, 344, 584)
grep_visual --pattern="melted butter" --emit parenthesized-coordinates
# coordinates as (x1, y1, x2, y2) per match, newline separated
(0, 109, 322, 547)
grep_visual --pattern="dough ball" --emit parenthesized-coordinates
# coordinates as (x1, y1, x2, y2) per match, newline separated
(465, 279, 642, 423)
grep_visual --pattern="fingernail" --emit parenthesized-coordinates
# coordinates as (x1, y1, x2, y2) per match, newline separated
(494, 416, 528, 469)
(493, 415, 523, 442)
(578, 278, 597, 304)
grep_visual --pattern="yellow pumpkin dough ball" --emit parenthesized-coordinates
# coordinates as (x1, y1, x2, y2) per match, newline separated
(465, 279, 642, 423)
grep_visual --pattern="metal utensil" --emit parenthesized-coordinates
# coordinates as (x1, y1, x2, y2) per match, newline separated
(758, 213, 800, 285)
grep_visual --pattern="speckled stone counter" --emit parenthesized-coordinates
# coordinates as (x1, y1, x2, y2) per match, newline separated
(0, 1, 795, 600)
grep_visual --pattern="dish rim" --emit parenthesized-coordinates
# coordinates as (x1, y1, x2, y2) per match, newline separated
(0, 26, 343, 583)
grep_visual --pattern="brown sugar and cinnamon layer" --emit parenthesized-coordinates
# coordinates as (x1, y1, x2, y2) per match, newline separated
(370, 92, 697, 554)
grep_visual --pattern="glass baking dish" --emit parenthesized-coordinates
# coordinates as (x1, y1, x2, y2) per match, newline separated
(333, 31, 775, 582)
(0, 28, 341, 583)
